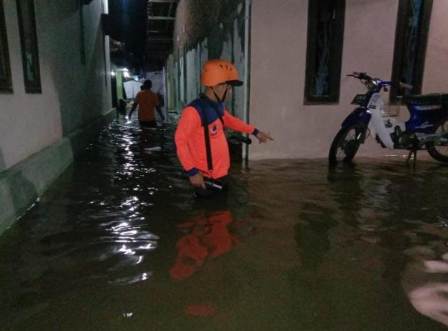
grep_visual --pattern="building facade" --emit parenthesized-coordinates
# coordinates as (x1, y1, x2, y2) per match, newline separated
(167, 0, 448, 160)
(0, 0, 112, 232)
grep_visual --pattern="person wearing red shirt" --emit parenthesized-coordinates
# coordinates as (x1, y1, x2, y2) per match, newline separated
(129, 79, 162, 127)
(175, 59, 272, 197)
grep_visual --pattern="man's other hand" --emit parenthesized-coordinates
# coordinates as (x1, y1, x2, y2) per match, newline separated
(189, 173, 205, 188)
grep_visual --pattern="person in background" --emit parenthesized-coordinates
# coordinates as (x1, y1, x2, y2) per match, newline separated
(117, 98, 127, 118)
(128, 80, 163, 127)
(175, 59, 273, 198)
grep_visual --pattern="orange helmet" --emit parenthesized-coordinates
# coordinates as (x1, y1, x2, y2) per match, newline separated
(201, 59, 243, 87)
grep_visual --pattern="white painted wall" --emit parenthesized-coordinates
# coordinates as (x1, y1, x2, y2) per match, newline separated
(249, 0, 448, 160)
(0, 0, 62, 170)
(0, 0, 111, 170)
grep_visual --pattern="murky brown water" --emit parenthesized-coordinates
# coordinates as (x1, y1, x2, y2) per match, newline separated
(1, 119, 448, 330)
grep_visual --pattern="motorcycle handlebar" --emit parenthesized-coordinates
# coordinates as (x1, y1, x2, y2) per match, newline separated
(347, 72, 373, 81)
(348, 73, 413, 90)
(348, 73, 397, 92)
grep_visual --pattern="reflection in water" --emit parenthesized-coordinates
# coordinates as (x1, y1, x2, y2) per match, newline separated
(170, 210, 238, 281)
(403, 250, 448, 327)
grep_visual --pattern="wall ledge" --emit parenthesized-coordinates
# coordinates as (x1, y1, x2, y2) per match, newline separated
(0, 109, 115, 236)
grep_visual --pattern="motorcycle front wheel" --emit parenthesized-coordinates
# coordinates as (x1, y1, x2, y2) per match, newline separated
(426, 120, 448, 163)
(329, 124, 366, 165)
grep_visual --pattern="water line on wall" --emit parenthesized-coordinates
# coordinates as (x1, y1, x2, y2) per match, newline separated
(243, 0, 251, 165)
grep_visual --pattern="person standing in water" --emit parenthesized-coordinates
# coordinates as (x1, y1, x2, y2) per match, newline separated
(129, 79, 163, 127)
(175, 59, 273, 197)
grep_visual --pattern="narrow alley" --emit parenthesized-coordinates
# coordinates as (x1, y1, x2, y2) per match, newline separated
(2, 0, 448, 330)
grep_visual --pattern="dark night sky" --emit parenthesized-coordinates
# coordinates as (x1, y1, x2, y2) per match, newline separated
(108, 0, 147, 70)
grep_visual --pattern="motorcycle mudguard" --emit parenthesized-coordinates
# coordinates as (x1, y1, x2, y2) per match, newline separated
(341, 108, 371, 129)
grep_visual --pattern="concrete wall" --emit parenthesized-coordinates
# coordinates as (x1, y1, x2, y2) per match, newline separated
(249, 0, 448, 160)
(0, 0, 111, 171)
(0, 0, 112, 234)
(166, 0, 247, 120)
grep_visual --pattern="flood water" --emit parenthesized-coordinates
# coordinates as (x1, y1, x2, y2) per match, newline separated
(1, 119, 448, 331)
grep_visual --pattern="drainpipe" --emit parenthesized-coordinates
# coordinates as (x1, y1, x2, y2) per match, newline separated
(243, 0, 252, 165)
(162, 66, 168, 122)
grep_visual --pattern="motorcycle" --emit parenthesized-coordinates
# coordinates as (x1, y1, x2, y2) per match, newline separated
(329, 72, 448, 165)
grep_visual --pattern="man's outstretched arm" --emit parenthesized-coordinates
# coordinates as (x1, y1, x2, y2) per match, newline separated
(223, 111, 273, 143)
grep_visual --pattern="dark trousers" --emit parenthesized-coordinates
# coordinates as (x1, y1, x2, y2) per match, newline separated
(139, 120, 157, 128)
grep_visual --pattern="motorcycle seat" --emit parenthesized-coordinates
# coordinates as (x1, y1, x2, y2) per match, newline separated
(405, 93, 448, 107)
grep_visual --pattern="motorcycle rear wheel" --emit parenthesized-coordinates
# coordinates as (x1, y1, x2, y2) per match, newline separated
(426, 121, 448, 163)
(329, 124, 366, 165)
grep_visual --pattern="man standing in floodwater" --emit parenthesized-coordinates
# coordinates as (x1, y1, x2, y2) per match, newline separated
(175, 59, 273, 198)
(129, 79, 163, 127)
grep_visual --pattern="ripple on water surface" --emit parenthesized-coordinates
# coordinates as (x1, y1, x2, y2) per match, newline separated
(0, 120, 448, 330)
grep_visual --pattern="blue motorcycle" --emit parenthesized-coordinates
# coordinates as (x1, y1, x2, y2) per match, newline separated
(329, 72, 448, 165)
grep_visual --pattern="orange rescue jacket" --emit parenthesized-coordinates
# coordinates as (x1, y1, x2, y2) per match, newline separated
(175, 97, 256, 179)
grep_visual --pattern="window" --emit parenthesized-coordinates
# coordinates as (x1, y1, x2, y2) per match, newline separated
(390, 0, 433, 102)
(305, 0, 345, 104)
(0, 0, 12, 92)
(17, 0, 41, 93)
(80, 1, 86, 65)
